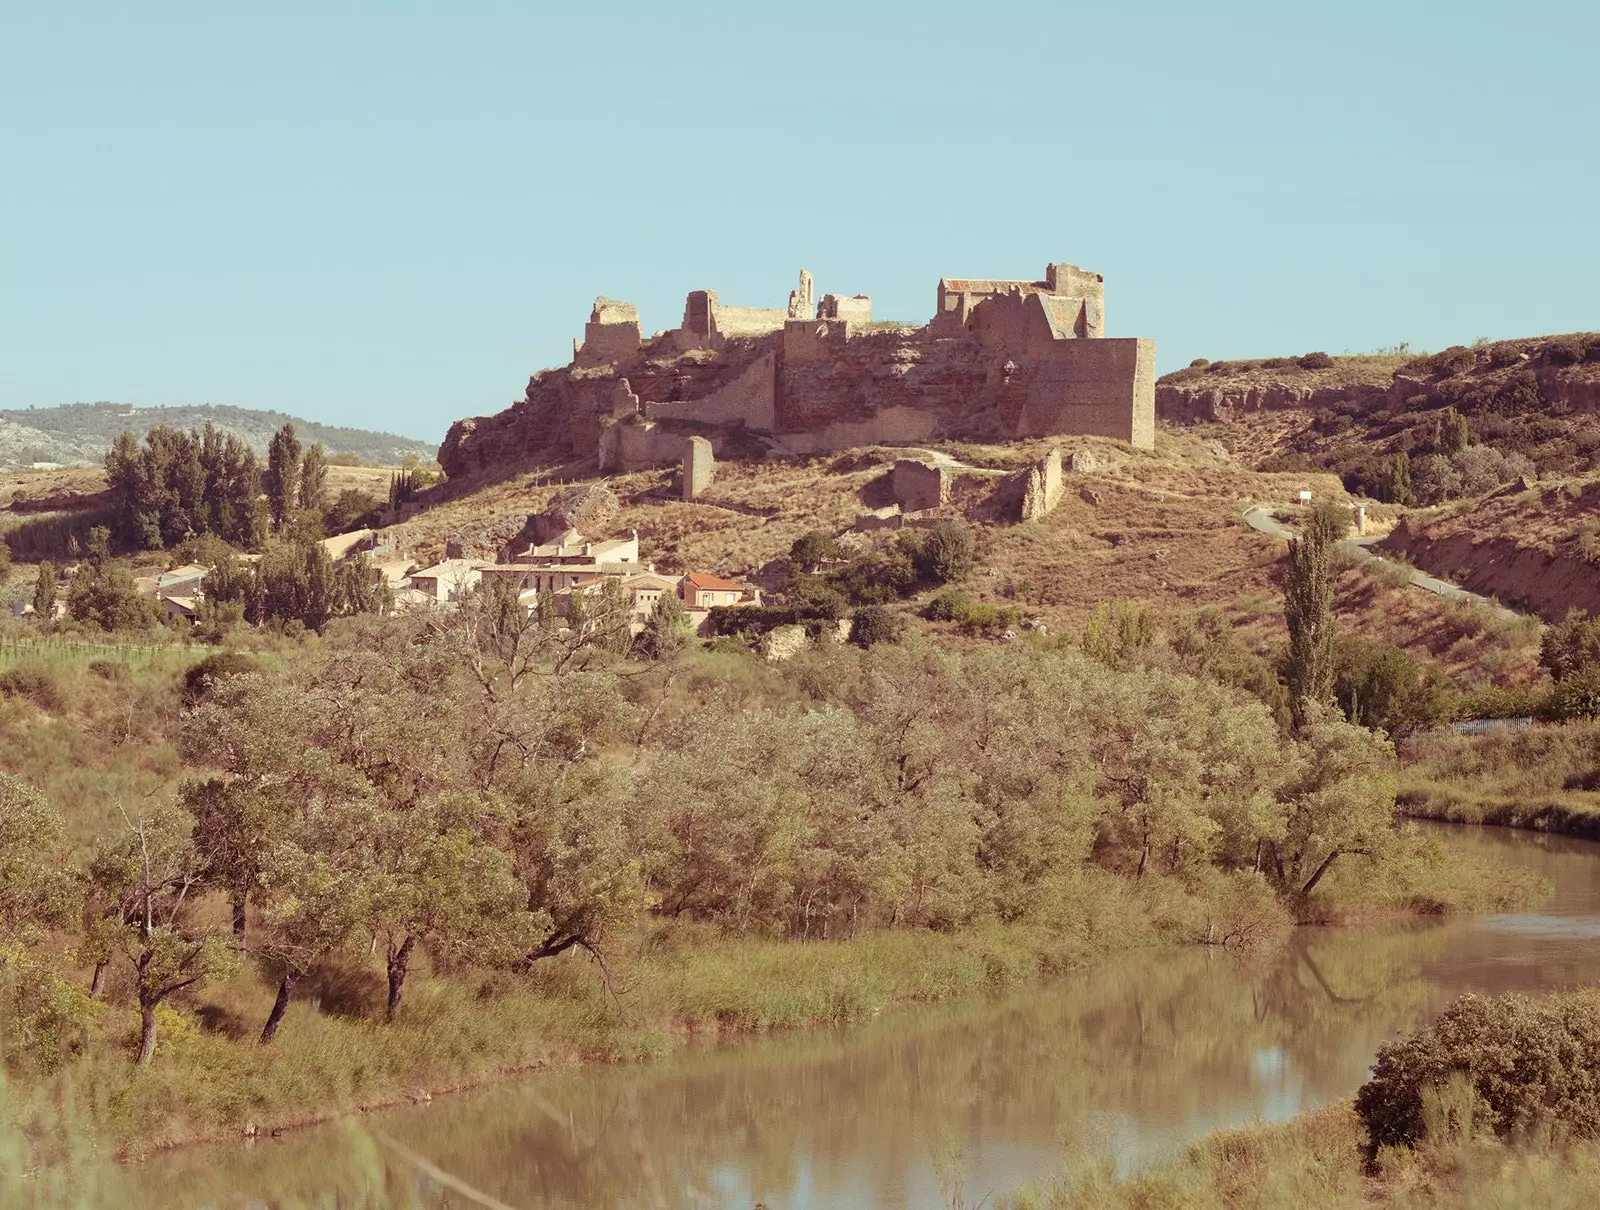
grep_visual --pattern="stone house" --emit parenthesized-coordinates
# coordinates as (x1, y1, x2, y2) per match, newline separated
(679, 571, 758, 610)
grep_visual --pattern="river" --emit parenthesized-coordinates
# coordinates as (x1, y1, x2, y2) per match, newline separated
(103, 826, 1600, 1209)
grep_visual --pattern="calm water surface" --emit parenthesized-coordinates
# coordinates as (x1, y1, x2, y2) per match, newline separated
(111, 826, 1600, 1208)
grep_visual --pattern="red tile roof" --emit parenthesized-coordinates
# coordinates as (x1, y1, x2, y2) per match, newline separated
(682, 571, 746, 592)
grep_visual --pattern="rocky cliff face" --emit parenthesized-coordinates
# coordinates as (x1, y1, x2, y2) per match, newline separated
(1157, 339, 1600, 429)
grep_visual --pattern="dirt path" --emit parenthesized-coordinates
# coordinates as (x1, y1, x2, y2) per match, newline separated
(1243, 506, 1526, 625)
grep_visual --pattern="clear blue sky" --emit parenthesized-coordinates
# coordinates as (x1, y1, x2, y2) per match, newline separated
(3, 1, 1594, 443)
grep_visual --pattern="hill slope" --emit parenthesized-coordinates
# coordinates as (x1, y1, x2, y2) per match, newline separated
(0, 402, 437, 469)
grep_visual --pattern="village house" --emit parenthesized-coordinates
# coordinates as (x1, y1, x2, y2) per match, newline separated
(407, 558, 484, 602)
(509, 528, 640, 568)
(547, 570, 684, 633)
(679, 571, 759, 610)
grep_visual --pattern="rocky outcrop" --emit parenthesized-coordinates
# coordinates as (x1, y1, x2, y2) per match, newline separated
(535, 483, 619, 542)
(1156, 381, 1390, 424)
(1157, 358, 1600, 427)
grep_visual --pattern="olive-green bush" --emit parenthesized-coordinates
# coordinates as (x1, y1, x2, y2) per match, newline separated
(1357, 990, 1600, 1152)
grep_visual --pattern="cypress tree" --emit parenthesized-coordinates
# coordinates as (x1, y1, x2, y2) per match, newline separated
(299, 443, 329, 514)
(263, 424, 302, 531)
(1283, 503, 1345, 730)
(1389, 451, 1415, 506)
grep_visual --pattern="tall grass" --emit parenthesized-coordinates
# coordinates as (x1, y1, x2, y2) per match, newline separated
(1002, 1100, 1600, 1210)
(1398, 721, 1600, 838)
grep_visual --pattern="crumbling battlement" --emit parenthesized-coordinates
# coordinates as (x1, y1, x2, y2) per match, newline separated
(439, 261, 1156, 479)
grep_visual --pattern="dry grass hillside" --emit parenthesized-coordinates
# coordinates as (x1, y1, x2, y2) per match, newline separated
(406, 431, 1540, 688)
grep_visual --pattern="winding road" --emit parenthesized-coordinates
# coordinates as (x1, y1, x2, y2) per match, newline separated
(1243, 505, 1523, 624)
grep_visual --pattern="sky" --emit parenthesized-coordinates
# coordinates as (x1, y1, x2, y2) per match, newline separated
(2, 1, 1595, 444)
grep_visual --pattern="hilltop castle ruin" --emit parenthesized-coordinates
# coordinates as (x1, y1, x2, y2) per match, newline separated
(439, 262, 1155, 478)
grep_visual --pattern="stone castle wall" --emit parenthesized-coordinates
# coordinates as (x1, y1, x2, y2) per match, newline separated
(438, 262, 1157, 479)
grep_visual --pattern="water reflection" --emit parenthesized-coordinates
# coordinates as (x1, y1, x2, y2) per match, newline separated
(110, 826, 1600, 1209)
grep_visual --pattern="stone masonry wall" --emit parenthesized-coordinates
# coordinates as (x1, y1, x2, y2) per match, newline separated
(1015, 339, 1156, 449)
(1020, 447, 1064, 521)
(892, 460, 950, 511)
(682, 435, 715, 501)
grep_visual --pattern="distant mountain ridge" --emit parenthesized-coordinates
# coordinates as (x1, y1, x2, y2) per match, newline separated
(0, 402, 438, 470)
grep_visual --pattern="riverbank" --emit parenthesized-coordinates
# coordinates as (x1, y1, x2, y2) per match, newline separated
(6, 833, 1540, 1170)
(1003, 1100, 1600, 1209)
(1399, 719, 1600, 840)
(11, 895, 1169, 1163)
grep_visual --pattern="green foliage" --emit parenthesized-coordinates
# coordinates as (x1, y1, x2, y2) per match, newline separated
(180, 651, 263, 709)
(31, 562, 57, 621)
(1297, 351, 1334, 370)
(1080, 598, 1156, 670)
(1435, 406, 1470, 456)
(321, 487, 383, 535)
(246, 537, 384, 632)
(788, 575, 849, 620)
(104, 422, 264, 550)
(0, 774, 78, 941)
(1540, 611, 1600, 681)
(638, 591, 691, 661)
(263, 424, 303, 532)
(1388, 450, 1415, 506)
(922, 588, 972, 621)
(297, 442, 329, 513)
(909, 521, 975, 584)
(3, 508, 118, 563)
(1548, 665, 1600, 721)
(64, 533, 160, 633)
(387, 469, 426, 511)
(1283, 508, 1339, 729)
(789, 529, 839, 569)
(1333, 638, 1454, 735)
(849, 604, 900, 648)
(1357, 989, 1600, 1152)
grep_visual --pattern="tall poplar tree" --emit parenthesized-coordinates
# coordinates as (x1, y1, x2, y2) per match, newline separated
(298, 442, 329, 515)
(263, 424, 302, 531)
(1283, 502, 1345, 730)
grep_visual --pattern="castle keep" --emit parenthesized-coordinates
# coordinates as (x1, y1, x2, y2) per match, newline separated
(439, 262, 1156, 478)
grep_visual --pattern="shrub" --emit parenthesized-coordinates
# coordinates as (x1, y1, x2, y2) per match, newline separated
(1356, 990, 1600, 1152)
(1488, 344, 1525, 369)
(1549, 665, 1600, 721)
(922, 588, 973, 622)
(849, 605, 900, 648)
(0, 664, 64, 712)
(1188, 358, 1210, 368)
(911, 521, 975, 585)
(87, 659, 130, 683)
(1261, 357, 1291, 370)
(1432, 346, 1477, 376)
(788, 576, 849, 620)
(1297, 351, 1335, 370)
(1207, 361, 1232, 374)
(180, 651, 262, 709)
(1546, 335, 1589, 366)
(955, 601, 1019, 636)
(789, 530, 839, 570)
